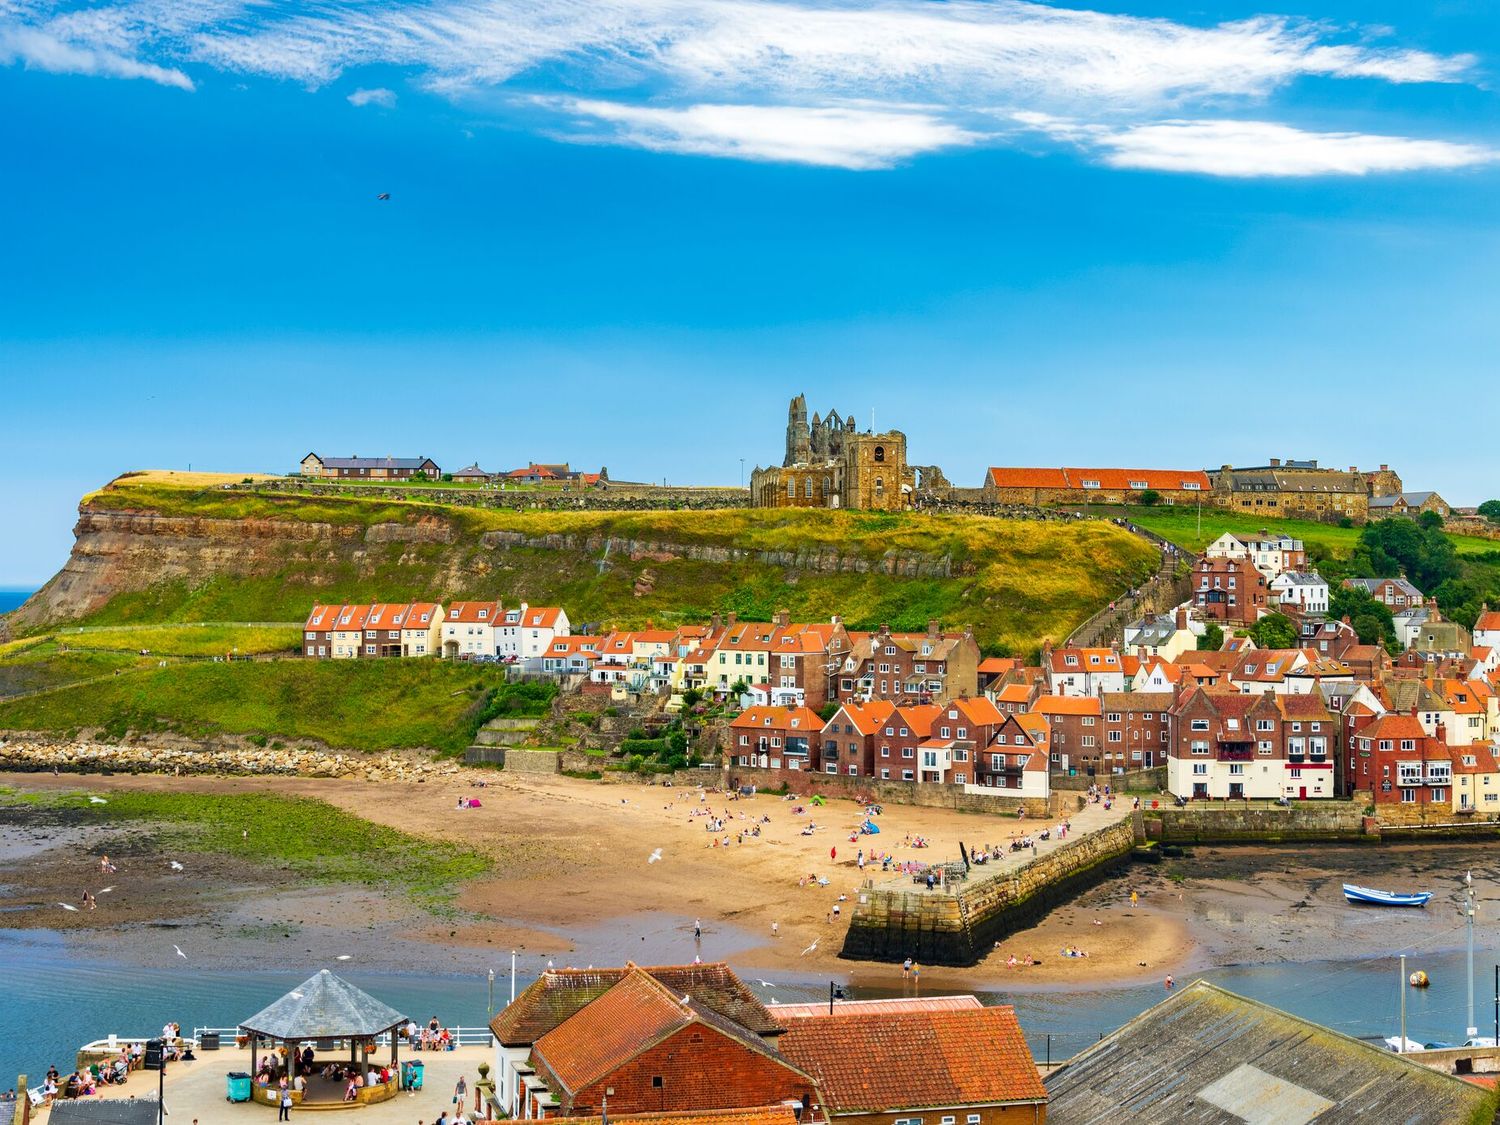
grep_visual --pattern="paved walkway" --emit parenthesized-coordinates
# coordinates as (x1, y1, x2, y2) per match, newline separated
(868, 797, 1134, 893)
(40, 1046, 494, 1124)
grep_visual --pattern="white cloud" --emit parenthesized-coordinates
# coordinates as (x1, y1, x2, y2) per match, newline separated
(347, 86, 396, 108)
(1018, 114, 1498, 177)
(0, 23, 192, 88)
(551, 98, 978, 168)
(0, 0, 1493, 175)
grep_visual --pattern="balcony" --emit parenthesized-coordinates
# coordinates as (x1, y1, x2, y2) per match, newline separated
(1218, 747, 1253, 762)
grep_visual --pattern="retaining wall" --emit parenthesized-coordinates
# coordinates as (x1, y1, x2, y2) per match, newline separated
(725, 765, 1079, 819)
(1147, 801, 1368, 843)
(1051, 767, 1166, 792)
(841, 814, 1140, 966)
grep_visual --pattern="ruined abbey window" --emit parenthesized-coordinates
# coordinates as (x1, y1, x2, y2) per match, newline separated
(874, 446, 885, 462)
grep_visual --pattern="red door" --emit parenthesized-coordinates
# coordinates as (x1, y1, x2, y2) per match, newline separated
(1299, 786, 1307, 799)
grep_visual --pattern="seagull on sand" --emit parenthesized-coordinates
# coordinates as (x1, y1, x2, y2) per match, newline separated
(169, 861, 184, 871)
(57, 902, 79, 912)
(800, 939, 818, 956)
(173, 945, 187, 958)
(648, 849, 662, 864)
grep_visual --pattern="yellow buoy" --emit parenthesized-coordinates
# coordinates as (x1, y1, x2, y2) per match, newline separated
(1409, 970, 1430, 988)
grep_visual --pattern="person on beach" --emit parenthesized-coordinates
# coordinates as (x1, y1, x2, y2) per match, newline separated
(694, 918, 702, 940)
(454, 1074, 467, 1110)
(771, 921, 779, 937)
(902, 957, 912, 979)
(278, 1084, 293, 1120)
(1165, 975, 1175, 990)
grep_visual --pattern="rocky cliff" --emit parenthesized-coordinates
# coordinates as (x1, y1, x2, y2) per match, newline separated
(6, 478, 1159, 650)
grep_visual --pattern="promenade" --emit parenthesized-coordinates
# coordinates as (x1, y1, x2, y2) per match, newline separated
(34, 1046, 493, 1123)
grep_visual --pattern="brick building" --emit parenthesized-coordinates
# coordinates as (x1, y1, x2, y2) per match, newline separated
(1034, 696, 1102, 774)
(1191, 555, 1269, 626)
(750, 394, 922, 511)
(1099, 692, 1174, 771)
(730, 705, 824, 771)
(835, 623, 979, 706)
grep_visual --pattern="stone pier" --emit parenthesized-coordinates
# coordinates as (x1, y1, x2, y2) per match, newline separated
(841, 814, 1141, 966)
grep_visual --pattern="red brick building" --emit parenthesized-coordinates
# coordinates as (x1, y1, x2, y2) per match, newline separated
(1347, 713, 1452, 811)
(778, 1006, 1047, 1125)
(730, 705, 825, 772)
(1192, 555, 1269, 626)
(1099, 692, 1174, 771)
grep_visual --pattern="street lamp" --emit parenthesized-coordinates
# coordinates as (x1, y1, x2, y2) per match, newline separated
(739, 458, 745, 488)
(488, 968, 496, 1018)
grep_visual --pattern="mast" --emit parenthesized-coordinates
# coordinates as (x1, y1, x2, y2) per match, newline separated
(1467, 871, 1478, 1040)
(1400, 954, 1407, 1053)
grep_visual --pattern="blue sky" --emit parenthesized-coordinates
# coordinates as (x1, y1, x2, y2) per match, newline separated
(2, 0, 1497, 586)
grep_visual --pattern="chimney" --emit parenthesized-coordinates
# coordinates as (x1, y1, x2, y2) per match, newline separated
(727, 612, 738, 628)
(710, 612, 722, 632)
(879, 623, 891, 637)
(1380, 464, 1389, 472)
(776, 610, 790, 628)
(927, 619, 940, 638)
(1176, 606, 1190, 631)
(1342, 615, 1351, 625)
(962, 624, 973, 639)
(830, 614, 842, 626)
(1436, 721, 1447, 743)
(1270, 458, 1281, 467)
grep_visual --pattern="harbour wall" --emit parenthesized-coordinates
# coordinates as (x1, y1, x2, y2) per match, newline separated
(1146, 802, 1370, 844)
(841, 814, 1141, 966)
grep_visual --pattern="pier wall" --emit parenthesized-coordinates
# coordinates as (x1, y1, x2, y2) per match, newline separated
(841, 814, 1140, 966)
(1146, 802, 1369, 843)
(725, 765, 1079, 819)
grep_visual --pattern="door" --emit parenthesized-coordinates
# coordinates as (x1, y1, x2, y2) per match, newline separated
(1143, 751, 1154, 767)
(1299, 786, 1307, 799)
(1193, 783, 1208, 798)
(1229, 783, 1244, 799)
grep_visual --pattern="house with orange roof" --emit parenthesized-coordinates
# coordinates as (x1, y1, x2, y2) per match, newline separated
(834, 621, 979, 707)
(972, 713, 1051, 797)
(990, 681, 1040, 715)
(542, 635, 601, 676)
(330, 603, 372, 659)
(360, 602, 413, 658)
(1348, 713, 1452, 812)
(1453, 741, 1500, 816)
(303, 603, 341, 658)
(709, 615, 780, 695)
(1035, 695, 1102, 775)
(1167, 688, 1289, 800)
(1477, 605, 1500, 654)
(777, 1003, 1047, 1125)
(1441, 679, 1492, 745)
(442, 599, 502, 659)
(730, 705, 824, 770)
(397, 601, 444, 658)
(519, 966, 815, 1119)
(1042, 643, 1126, 697)
(982, 464, 1210, 507)
(817, 700, 898, 778)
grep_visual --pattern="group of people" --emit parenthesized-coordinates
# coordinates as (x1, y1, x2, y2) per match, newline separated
(407, 1016, 457, 1051)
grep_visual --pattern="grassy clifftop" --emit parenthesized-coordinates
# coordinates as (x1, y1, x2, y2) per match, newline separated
(51, 474, 1159, 653)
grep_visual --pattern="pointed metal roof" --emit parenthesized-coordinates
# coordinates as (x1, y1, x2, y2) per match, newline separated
(239, 970, 407, 1040)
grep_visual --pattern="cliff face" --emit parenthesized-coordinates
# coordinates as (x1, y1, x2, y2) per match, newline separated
(8, 489, 1157, 651)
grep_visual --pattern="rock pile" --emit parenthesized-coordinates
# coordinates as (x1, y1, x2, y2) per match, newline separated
(0, 737, 463, 782)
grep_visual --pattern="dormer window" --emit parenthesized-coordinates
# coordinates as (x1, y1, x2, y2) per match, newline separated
(478, 609, 488, 619)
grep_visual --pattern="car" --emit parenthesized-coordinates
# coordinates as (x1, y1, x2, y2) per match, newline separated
(1464, 1036, 1497, 1048)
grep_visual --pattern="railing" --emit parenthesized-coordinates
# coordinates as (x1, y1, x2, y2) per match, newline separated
(191, 1025, 495, 1048)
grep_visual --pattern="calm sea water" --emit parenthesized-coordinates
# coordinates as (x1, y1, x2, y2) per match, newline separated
(0, 590, 32, 615)
(3, 930, 1497, 1088)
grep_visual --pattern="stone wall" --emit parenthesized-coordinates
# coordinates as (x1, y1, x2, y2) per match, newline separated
(1147, 801, 1368, 843)
(249, 479, 752, 511)
(724, 764, 1079, 819)
(1051, 767, 1166, 792)
(841, 815, 1140, 966)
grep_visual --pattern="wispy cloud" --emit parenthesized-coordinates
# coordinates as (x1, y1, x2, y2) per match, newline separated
(0, 0, 1493, 174)
(549, 99, 978, 169)
(347, 86, 396, 108)
(0, 23, 191, 88)
(1017, 113, 1498, 177)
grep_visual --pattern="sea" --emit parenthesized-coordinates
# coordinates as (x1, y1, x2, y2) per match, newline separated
(0, 590, 31, 615)
(2, 930, 1497, 1090)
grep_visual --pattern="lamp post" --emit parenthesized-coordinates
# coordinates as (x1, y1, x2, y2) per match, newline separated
(510, 949, 517, 1005)
(739, 459, 745, 488)
(488, 968, 496, 1019)
(1467, 870, 1478, 1039)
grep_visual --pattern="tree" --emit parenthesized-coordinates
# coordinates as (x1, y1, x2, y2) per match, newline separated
(1417, 510, 1444, 531)
(681, 688, 703, 709)
(1139, 489, 1161, 507)
(1326, 584, 1395, 648)
(1479, 499, 1500, 524)
(1248, 612, 1298, 649)
(1197, 623, 1224, 652)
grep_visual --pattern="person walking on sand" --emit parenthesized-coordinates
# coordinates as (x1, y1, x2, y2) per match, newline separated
(694, 918, 702, 940)
(1165, 975, 1175, 991)
(1130, 890, 1139, 907)
(902, 957, 912, 980)
(771, 921, 779, 938)
(278, 1084, 293, 1120)
(454, 1073, 467, 1112)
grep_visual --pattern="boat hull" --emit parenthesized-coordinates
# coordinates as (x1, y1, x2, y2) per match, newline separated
(1343, 883, 1432, 908)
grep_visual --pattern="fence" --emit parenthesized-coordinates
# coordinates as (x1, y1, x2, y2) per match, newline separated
(190, 1025, 495, 1048)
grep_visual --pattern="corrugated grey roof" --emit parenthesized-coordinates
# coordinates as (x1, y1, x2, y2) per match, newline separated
(1045, 981, 1492, 1125)
(47, 1101, 159, 1125)
(239, 970, 407, 1040)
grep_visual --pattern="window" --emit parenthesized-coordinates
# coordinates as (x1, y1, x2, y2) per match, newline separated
(1108, 731, 1122, 743)
(1192, 763, 1208, 775)
(880, 768, 890, 779)
(902, 770, 914, 781)
(1191, 719, 1210, 731)
(652, 1077, 663, 1089)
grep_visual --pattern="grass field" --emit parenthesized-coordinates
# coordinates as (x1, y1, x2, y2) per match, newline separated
(0, 644, 146, 698)
(43, 623, 301, 656)
(0, 786, 489, 905)
(56, 475, 1161, 653)
(0, 659, 554, 752)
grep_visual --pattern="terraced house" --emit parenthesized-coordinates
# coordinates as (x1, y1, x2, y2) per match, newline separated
(835, 622, 980, 707)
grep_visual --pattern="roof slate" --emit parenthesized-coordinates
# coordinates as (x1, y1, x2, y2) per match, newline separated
(238, 970, 406, 1040)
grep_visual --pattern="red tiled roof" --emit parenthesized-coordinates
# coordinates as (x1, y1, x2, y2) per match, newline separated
(978, 657, 1019, 675)
(545, 1109, 798, 1125)
(986, 467, 1210, 491)
(777, 1007, 1046, 1113)
(994, 684, 1034, 704)
(1473, 612, 1500, 633)
(524, 606, 564, 629)
(1036, 696, 1102, 717)
(831, 700, 898, 736)
(446, 600, 500, 624)
(491, 963, 782, 1046)
(766, 996, 982, 1019)
(730, 706, 824, 732)
(532, 970, 694, 1094)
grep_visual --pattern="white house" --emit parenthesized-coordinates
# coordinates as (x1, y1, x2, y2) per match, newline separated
(494, 602, 571, 660)
(1205, 531, 1307, 580)
(1270, 571, 1329, 615)
(1476, 606, 1500, 653)
(442, 600, 501, 658)
(1045, 645, 1127, 697)
(397, 602, 444, 658)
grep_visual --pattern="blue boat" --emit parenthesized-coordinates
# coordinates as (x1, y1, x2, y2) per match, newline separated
(1343, 883, 1432, 908)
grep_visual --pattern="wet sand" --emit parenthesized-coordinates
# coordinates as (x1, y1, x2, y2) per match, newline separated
(1, 770, 1490, 992)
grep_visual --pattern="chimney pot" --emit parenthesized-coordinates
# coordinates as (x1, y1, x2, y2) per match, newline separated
(1270, 458, 1281, 467)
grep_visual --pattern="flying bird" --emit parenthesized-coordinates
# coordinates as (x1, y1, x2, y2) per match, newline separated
(89, 797, 108, 805)
(755, 980, 776, 989)
(98, 887, 115, 894)
(648, 849, 662, 864)
(800, 939, 818, 956)
(57, 902, 79, 912)
(169, 861, 184, 871)
(173, 945, 186, 958)
(377, 193, 391, 201)
(336, 955, 352, 961)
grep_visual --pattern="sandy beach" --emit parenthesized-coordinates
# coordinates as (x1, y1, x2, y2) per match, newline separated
(1, 768, 1491, 994)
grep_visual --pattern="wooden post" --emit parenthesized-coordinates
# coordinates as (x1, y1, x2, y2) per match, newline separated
(288, 1039, 297, 1092)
